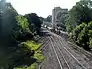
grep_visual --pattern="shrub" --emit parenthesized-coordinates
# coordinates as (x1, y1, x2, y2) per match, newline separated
(72, 23, 86, 41)
(71, 22, 92, 50)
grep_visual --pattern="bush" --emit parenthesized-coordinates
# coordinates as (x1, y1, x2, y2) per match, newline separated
(15, 15, 33, 41)
(72, 23, 86, 41)
(89, 37, 92, 48)
(77, 25, 89, 48)
(72, 22, 92, 50)
(88, 30, 92, 49)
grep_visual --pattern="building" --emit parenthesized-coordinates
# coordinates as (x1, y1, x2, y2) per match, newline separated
(52, 7, 68, 29)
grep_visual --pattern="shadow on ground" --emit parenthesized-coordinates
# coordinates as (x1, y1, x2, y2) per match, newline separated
(0, 46, 37, 69)
(40, 31, 51, 37)
(11, 57, 37, 68)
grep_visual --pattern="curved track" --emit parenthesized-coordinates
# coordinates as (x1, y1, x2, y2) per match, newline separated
(40, 30, 92, 69)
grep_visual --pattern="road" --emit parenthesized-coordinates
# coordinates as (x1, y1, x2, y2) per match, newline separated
(39, 29, 92, 69)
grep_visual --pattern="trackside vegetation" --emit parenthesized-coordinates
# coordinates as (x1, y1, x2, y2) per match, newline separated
(66, 0, 92, 50)
(0, 0, 44, 69)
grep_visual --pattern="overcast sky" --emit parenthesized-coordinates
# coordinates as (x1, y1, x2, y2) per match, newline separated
(7, 0, 80, 18)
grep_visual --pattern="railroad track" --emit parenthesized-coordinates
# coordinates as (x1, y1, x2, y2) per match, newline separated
(53, 31, 92, 67)
(67, 41, 92, 59)
(39, 37, 50, 69)
(39, 36, 62, 69)
(59, 37, 92, 68)
(40, 30, 92, 69)
(50, 35, 87, 69)
(56, 36, 91, 69)
(39, 36, 50, 51)
(51, 30, 92, 60)
(50, 31, 92, 64)
(49, 36, 71, 69)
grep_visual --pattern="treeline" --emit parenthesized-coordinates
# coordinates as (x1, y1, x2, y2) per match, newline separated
(0, 0, 42, 45)
(0, 0, 42, 68)
(16, 13, 42, 41)
(66, 0, 92, 50)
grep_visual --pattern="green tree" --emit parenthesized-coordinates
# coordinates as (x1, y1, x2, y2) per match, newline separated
(45, 15, 52, 22)
(72, 23, 85, 41)
(71, 22, 92, 50)
(77, 24, 89, 48)
(57, 11, 68, 25)
(16, 15, 33, 41)
(25, 13, 42, 35)
(88, 22, 92, 48)
(0, 0, 19, 68)
(16, 15, 30, 32)
(0, 0, 18, 45)
(66, 0, 92, 33)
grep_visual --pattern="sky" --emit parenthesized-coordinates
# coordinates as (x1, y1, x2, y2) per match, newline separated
(7, 0, 80, 18)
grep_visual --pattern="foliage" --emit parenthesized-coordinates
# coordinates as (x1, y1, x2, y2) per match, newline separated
(16, 15, 30, 32)
(89, 37, 92, 48)
(34, 51, 44, 62)
(72, 22, 92, 50)
(65, 0, 92, 50)
(77, 25, 89, 48)
(0, 0, 43, 69)
(15, 15, 34, 41)
(72, 23, 86, 41)
(57, 11, 68, 25)
(0, 0, 18, 45)
(0, 0, 20, 68)
(45, 15, 52, 22)
(88, 22, 92, 48)
(22, 40, 41, 51)
(25, 13, 42, 35)
(27, 63, 37, 69)
(14, 41, 44, 69)
(8, 43, 35, 68)
(66, 0, 92, 33)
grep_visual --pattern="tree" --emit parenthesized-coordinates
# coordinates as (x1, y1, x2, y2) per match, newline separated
(88, 22, 92, 48)
(16, 15, 33, 41)
(72, 23, 86, 41)
(70, 21, 92, 50)
(77, 24, 89, 48)
(66, 0, 92, 33)
(0, 1, 19, 68)
(45, 15, 52, 22)
(25, 13, 42, 35)
(0, 0, 18, 45)
(57, 12, 68, 25)
(0, 1, 42, 68)
(16, 15, 30, 32)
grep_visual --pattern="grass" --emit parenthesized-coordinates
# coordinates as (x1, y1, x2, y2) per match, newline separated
(14, 40, 44, 69)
